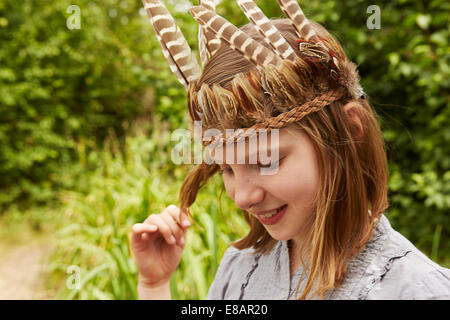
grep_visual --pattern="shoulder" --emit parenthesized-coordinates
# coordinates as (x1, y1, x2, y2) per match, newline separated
(382, 250, 450, 299)
(365, 217, 450, 300)
(218, 245, 257, 269)
(205, 244, 258, 300)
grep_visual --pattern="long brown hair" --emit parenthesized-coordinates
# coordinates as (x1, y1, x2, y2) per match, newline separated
(179, 19, 389, 299)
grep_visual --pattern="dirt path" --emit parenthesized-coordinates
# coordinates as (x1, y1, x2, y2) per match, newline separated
(0, 240, 53, 299)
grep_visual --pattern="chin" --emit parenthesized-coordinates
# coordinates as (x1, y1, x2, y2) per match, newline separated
(265, 229, 293, 241)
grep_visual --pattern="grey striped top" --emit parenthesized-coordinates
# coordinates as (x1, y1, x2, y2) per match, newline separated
(206, 215, 450, 300)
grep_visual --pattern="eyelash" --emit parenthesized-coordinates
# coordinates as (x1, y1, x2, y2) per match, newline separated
(219, 158, 283, 174)
(219, 168, 230, 174)
(219, 167, 232, 175)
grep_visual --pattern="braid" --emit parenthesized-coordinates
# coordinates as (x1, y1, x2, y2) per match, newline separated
(205, 89, 345, 149)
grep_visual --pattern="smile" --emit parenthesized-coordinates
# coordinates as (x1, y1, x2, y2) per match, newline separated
(256, 204, 287, 225)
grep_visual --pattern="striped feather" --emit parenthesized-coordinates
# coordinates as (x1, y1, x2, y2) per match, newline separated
(200, 0, 222, 56)
(198, 0, 221, 67)
(143, 0, 201, 89)
(199, 0, 215, 11)
(190, 5, 282, 67)
(156, 32, 189, 88)
(276, 0, 322, 44)
(198, 26, 209, 68)
(237, 0, 297, 62)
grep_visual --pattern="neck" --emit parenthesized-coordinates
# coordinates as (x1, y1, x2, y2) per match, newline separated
(288, 242, 300, 276)
(288, 237, 310, 275)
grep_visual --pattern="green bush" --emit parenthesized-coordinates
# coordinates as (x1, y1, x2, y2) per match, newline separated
(0, 0, 187, 209)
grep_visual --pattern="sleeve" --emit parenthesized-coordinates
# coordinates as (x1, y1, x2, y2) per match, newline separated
(366, 248, 450, 300)
(205, 246, 241, 300)
(400, 267, 450, 300)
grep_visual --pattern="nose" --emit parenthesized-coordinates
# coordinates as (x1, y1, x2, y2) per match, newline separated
(233, 174, 265, 212)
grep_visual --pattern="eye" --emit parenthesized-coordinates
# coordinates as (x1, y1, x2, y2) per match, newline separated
(219, 166, 233, 175)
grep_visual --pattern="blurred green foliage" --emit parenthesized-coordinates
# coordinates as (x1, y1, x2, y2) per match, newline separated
(0, 0, 449, 298)
(46, 123, 249, 299)
(0, 0, 187, 208)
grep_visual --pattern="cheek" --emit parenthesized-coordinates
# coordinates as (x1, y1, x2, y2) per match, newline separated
(274, 159, 320, 207)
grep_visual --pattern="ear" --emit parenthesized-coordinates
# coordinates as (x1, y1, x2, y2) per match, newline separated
(343, 101, 364, 140)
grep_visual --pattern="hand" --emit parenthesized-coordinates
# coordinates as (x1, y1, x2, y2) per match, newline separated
(130, 204, 191, 287)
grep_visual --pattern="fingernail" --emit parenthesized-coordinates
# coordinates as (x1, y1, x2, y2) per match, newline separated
(179, 237, 185, 246)
(182, 218, 191, 227)
(169, 235, 176, 244)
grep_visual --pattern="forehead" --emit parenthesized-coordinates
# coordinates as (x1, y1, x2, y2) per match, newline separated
(208, 126, 301, 165)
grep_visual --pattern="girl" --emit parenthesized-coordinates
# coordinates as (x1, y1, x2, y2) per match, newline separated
(131, 0, 450, 299)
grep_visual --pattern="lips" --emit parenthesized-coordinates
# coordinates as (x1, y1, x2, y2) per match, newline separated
(254, 204, 286, 216)
(254, 204, 288, 225)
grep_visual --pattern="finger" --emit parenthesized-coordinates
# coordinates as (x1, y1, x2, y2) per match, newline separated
(143, 214, 156, 225)
(166, 205, 191, 229)
(160, 211, 185, 247)
(147, 214, 177, 246)
(131, 223, 157, 246)
(132, 223, 158, 234)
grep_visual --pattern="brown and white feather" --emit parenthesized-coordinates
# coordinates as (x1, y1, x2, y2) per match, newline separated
(190, 5, 283, 67)
(143, 0, 201, 89)
(198, 0, 221, 67)
(276, 0, 323, 46)
(237, 0, 297, 62)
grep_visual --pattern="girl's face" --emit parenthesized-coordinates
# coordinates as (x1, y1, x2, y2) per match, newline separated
(215, 125, 320, 242)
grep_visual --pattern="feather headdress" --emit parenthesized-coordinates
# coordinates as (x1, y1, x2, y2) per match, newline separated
(142, 0, 365, 146)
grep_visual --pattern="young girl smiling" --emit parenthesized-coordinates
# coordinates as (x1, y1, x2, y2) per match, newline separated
(131, 0, 450, 299)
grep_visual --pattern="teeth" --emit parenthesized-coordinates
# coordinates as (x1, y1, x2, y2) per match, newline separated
(260, 205, 284, 219)
(260, 210, 277, 219)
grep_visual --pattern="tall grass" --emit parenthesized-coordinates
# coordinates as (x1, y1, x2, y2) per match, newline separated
(46, 119, 249, 299)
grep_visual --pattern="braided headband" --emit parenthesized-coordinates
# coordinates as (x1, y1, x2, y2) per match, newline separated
(205, 89, 345, 151)
(142, 0, 365, 147)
